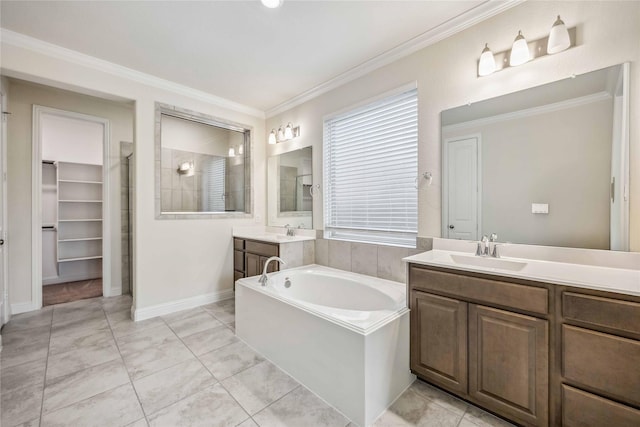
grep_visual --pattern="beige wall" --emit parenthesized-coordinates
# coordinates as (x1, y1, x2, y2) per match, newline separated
(266, 1, 640, 252)
(1, 48, 265, 312)
(444, 97, 613, 249)
(6, 79, 133, 305)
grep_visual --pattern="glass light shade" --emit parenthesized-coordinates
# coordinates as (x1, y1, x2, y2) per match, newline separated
(509, 31, 530, 67)
(478, 44, 496, 76)
(277, 127, 284, 141)
(228, 147, 235, 157)
(284, 123, 293, 140)
(547, 15, 570, 54)
(261, 0, 283, 8)
(238, 144, 243, 155)
(268, 129, 277, 145)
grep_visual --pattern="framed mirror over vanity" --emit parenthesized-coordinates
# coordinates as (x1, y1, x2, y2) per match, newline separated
(267, 146, 314, 229)
(441, 63, 630, 251)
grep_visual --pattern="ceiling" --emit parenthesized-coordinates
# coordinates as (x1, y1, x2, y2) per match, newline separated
(1, 1, 507, 114)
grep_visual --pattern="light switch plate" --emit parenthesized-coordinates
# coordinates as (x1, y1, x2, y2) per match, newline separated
(532, 203, 549, 214)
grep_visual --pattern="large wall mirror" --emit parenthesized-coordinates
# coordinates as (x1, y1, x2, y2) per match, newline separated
(155, 103, 252, 218)
(441, 63, 629, 250)
(267, 147, 313, 229)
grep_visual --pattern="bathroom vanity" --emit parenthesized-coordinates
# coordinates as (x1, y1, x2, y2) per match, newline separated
(405, 249, 640, 427)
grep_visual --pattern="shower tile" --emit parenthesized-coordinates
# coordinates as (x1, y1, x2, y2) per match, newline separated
(328, 240, 351, 271)
(351, 242, 378, 277)
(280, 241, 304, 269)
(303, 240, 315, 265)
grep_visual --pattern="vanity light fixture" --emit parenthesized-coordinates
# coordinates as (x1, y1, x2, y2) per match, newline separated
(478, 44, 496, 76)
(261, 0, 283, 8)
(547, 15, 571, 54)
(238, 143, 244, 155)
(228, 147, 235, 157)
(509, 31, 530, 66)
(177, 161, 194, 176)
(270, 123, 301, 143)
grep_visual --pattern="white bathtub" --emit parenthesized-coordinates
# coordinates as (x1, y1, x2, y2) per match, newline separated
(235, 265, 414, 427)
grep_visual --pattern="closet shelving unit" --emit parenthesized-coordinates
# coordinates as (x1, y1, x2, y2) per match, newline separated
(56, 161, 103, 281)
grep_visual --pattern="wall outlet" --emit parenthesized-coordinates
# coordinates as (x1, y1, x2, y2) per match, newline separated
(531, 203, 549, 214)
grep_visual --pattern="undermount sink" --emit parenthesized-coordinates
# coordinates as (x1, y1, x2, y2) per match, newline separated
(449, 254, 527, 271)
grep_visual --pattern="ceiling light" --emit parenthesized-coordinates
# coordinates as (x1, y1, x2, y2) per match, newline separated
(261, 0, 283, 9)
(228, 147, 235, 157)
(478, 43, 496, 76)
(284, 123, 293, 140)
(268, 129, 277, 145)
(547, 15, 571, 54)
(509, 31, 530, 67)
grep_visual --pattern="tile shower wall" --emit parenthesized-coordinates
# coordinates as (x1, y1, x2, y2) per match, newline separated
(120, 142, 133, 295)
(314, 239, 422, 283)
(161, 147, 205, 212)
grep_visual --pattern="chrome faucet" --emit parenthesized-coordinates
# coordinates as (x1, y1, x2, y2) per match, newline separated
(476, 233, 499, 258)
(258, 256, 286, 286)
(284, 224, 295, 236)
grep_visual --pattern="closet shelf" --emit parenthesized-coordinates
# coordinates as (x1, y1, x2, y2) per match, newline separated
(58, 179, 102, 185)
(59, 200, 103, 203)
(59, 237, 103, 242)
(59, 219, 103, 222)
(58, 255, 103, 263)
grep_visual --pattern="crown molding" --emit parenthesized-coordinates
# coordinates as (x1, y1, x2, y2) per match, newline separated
(265, 0, 526, 118)
(0, 28, 265, 119)
(442, 91, 612, 132)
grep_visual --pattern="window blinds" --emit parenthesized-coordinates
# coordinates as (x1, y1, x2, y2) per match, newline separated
(323, 88, 418, 247)
(203, 156, 226, 212)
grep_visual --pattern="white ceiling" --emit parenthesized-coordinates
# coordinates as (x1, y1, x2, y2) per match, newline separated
(1, 1, 507, 113)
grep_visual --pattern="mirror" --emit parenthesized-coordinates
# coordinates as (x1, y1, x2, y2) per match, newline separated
(441, 64, 629, 250)
(267, 147, 313, 229)
(155, 103, 251, 218)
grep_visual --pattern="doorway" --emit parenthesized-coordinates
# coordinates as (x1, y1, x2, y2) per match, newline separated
(33, 106, 111, 307)
(443, 135, 481, 241)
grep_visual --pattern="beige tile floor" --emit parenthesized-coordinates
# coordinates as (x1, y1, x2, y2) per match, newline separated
(1, 295, 515, 427)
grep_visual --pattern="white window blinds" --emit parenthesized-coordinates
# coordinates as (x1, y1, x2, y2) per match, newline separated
(323, 88, 418, 247)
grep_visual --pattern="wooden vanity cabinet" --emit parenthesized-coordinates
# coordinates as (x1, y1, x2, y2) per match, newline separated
(409, 265, 550, 427)
(233, 238, 280, 280)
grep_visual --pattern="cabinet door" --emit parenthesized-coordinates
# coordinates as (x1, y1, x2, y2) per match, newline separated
(259, 256, 279, 274)
(410, 290, 467, 394)
(245, 253, 260, 277)
(469, 304, 548, 426)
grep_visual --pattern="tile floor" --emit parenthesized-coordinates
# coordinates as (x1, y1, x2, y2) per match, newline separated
(1, 295, 514, 427)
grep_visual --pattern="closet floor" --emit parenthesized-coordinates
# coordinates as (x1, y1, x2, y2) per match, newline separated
(43, 278, 103, 306)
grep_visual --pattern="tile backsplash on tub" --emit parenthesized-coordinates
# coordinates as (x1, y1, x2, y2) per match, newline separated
(314, 239, 421, 283)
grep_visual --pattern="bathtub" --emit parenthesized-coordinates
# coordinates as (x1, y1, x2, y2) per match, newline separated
(235, 265, 414, 427)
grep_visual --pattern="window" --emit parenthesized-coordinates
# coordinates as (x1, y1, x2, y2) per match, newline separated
(323, 87, 418, 247)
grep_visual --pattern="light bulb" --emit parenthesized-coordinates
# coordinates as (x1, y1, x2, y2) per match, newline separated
(284, 123, 293, 140)
(238, 144, 243, 155)
(277, 126, 284, 142)
(268, 129, 277, 145)
(509, 30, 530, 67)
(228, 147, 235, 157)
(547, 15, 570, 54)
(478, 43, 496, 76)
(261, 0, 283, 9)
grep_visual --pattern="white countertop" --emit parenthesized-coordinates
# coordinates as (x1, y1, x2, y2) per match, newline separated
(233, 226, 316, 244)
(404, 249, 640, 297)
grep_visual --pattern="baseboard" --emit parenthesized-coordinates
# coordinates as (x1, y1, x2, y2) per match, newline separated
(11, 301, 37, 315)
(43, 274, 102, 286)
(133, 289, 234, 321)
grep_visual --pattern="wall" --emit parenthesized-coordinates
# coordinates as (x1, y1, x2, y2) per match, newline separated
(266, 1, 640, 252)
(443, 97, 613, 249)
(1, 38, 265, 313)
(6, 79, 133, 307)
(41, 114, 104, 165)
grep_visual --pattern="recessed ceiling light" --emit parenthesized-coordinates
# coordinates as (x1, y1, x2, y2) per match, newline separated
(261, 0, 283, 9)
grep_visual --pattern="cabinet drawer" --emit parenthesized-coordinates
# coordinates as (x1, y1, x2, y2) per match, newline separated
(409, 266, 548, 315)
(234, 270, 244, 282)
(563, 292, 640, 338)
(562, 325, 640, 406)
(562, 385, 640, 427)
(234, 250, 244, 271)
(234, 238, 245, 250)
(245, 240, 279, 257)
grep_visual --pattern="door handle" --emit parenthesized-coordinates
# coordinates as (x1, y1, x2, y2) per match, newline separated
(449, 225, 455, 229)
(0, 239, 4, 245)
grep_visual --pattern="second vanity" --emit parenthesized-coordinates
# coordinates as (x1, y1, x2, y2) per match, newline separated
(404, 244, 640, 427)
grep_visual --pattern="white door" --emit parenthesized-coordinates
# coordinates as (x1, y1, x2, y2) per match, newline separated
(0, 92, 8, 327)
(610, 64, 629, 251)
(445, 137, 479, 240)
